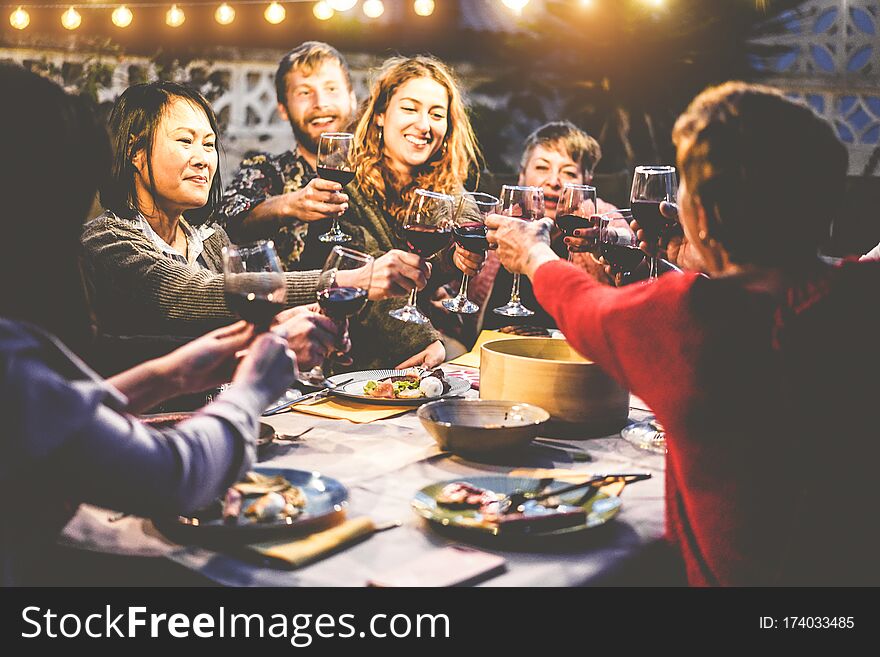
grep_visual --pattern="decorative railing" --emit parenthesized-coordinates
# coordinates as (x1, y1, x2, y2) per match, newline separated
(750, 0, 880, 175)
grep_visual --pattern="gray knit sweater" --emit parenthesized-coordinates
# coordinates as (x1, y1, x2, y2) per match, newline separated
(81, 211, 320, 337)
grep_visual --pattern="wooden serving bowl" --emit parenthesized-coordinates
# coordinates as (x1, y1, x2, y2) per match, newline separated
(479, 338, 629, 437)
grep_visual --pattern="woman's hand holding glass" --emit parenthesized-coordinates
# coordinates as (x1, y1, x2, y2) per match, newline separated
(630, 166, 679, 280)
(390, 189, 455, 324)
(442, 191, 499, 314)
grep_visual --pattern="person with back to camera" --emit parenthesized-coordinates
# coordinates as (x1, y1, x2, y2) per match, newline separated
(487, 81, 880, 585)
(0, 63, 299, 586)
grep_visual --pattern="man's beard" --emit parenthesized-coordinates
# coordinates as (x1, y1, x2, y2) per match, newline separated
(290, 118, 319, 157)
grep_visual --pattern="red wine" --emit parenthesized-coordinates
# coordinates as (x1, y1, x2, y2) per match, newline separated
(600, 243, 645, 274)
(317, 166, 355, 187)
(631, 200, 668, 238)
(317, 286, 368, 320)
(402, 225, 452, 257)
(224, 292, 285, 329)
(453, 223, 488, 253)
(555, 213, 594, 236)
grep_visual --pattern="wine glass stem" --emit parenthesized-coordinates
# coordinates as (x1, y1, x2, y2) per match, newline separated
(407, 287, 418, 308)
(457, 274, 470, 300)
(648, 255, 660, 280)
(509, 273, 522, 304)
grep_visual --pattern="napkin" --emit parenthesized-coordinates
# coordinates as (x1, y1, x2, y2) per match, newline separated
(509, 468, 629, 497)
(447, 330, 524, 368)
(249, 516, 376, 568)
(292, 397, 413, 423)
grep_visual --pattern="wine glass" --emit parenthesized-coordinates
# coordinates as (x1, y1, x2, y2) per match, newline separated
(493, 185, 545, 317)
(222, 240, 286, 333)
(389, 188, 455, 324)
(555, 183, 597, 262)
(317, 132, 355, 244)
(304, 246, 374, 382)
(442, 191, 500, 314)
(598, 209, 643, 283)
(630, 165, 678, 280)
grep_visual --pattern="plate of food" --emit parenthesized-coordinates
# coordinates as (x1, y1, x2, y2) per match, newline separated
(412, 476, 622, 539)
(325, 369, 471, 405)
(153, 467, 348, 542)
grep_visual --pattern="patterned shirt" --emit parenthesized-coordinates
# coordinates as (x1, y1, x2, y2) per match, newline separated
(219, 147, 315, 268)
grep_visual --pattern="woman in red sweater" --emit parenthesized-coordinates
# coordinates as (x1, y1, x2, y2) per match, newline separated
(486, 82, 880, 586)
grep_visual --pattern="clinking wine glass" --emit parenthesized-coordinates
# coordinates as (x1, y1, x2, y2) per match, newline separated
(303, 246, 374, 382)
(555, 183, 597, 262)
(599, 208, 666, 454)
(630, 165, 678, 280)
(493, 185, 545, 317)
(442, 191, 500, 315)
(599, 209, 644, 284)
(389, 188, 455, 324)
(317, 132, 355, 244)
(222, 240, 286, 333)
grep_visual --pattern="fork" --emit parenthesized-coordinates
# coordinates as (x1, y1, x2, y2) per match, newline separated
(498, 473, 652, 515)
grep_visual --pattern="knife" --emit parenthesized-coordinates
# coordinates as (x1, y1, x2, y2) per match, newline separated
(262, 378, 354, 416)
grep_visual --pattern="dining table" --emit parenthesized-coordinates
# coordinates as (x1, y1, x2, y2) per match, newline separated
(59, 364, 668, 587)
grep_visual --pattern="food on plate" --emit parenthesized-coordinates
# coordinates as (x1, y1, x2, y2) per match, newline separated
(363, 369, 452, 399)
(436, 482, 499, 509)
(435, 480, 588, 533)
(221, 471, 307, 523)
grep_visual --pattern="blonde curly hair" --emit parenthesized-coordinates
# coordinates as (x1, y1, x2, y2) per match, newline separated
(353, 56, 482, 223)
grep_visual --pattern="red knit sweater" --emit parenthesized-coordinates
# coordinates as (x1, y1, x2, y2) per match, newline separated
(533, 258, 880, 586)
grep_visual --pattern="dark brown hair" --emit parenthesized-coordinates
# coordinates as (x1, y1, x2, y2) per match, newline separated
(101, 81, 223, 225)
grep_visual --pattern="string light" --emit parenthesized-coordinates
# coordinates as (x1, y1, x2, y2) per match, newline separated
(214, 2, 235, 24)
(61, 6, 81, 29)
(501, 0, 529, 14)
(328, 0, 356, 11)
(362, 0, 384, 19)
(111, 5, 132, 27)
(313, 1, 333, 20)
(264, 1, 285, 23)
(166, 3, 185, 27)
(413, 0, 434, 17)
(645, 0, 664, 6)
(580, 0, 593, 7)
(9, 6, 29, 29)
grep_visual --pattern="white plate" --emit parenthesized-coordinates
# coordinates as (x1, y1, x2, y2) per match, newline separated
(326, 369, 471, 406)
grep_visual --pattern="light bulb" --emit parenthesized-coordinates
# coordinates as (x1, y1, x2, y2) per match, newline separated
(166, 4, 185, 27)
(10, 7, 29, 29)
(501, 0, 529, 14)
(313, 1, 334, 20)
(112, 5, 133, 28)
(265, 2, 286, 24)
(61, 6, 82, 30)
(362, 0, 384, 19)
(215, 3, 235, 25)
(413, 0, 434, 17)
(328, 0, 357, 11)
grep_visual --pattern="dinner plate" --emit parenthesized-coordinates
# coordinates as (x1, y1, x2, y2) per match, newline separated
(153, 467, 348, 542)
(412, 476, 622, 539)
(325, 369, 471, 406)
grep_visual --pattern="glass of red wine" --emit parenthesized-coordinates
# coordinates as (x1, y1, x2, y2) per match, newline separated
(389, 188, 455, 324)
(317, 132, 355, 244)
(555, 183, 597, 262)
(302, 245, 374, 382)
(222, 240, 286, 332)
(442, 191, 499, 314)
(493, 185, 545, 317)
(630, 165, 678, 280)
(599, 209, 644, 283)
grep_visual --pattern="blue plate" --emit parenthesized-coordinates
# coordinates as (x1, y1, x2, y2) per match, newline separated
(154, 467, 348, 542)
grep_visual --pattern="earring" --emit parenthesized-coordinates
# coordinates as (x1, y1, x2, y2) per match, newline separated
(440, 140, 448, 156)
(378, 126, 383, 144)
(698, 230, 707, 241)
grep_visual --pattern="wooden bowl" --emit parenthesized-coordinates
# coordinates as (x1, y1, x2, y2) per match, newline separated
(479, 338, 629, 437)
(417, 399, 549, 457)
